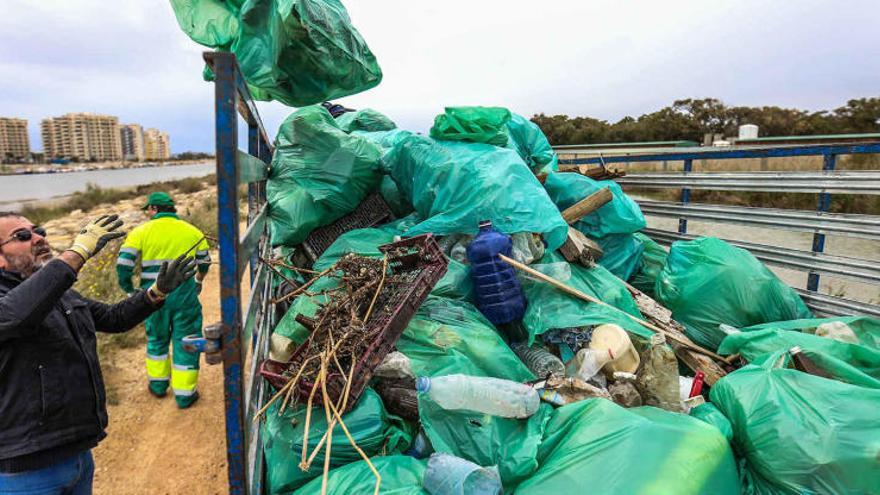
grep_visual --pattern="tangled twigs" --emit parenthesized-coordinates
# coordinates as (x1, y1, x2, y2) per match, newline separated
(271, 266, 334, 304)
(363, 255, 388, 324)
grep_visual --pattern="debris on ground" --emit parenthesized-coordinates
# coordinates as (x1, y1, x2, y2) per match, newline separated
(251, 104, 878, 495)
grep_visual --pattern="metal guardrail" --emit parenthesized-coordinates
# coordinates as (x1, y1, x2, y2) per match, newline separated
(207, 51, 275, 495)
(615, 171, 880, 194)
(638, 201, 880, 241)
(555, 142, 880, 318)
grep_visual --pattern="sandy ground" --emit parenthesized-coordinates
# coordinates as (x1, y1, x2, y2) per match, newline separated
(92, 262, 229, 494)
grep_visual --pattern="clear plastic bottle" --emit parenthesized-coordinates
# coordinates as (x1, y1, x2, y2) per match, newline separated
(423, 453, 502, 495)
(416, 374, 540, 419)
(511, 342, 566, 378)
(565, 348, 611, 382)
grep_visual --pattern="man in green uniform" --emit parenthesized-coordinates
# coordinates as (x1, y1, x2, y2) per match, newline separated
(116, 192, 211, 408)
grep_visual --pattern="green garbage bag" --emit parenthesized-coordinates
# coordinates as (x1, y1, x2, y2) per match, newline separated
(385, 134, 569, 251)
(262, 389, 413, 494)
(429, 107, 511, 146)
(690, 403, 733, 442)
(516, 399, 740, 494)
(267, 105, 383, 246)
(521, 252, 650, 345)
(400, 296, 546, 490)
(380, 175, 415, 218)
(738, 316, 880, 349)
(655, 237, 812, 351)
(418, 394, 553, 492)
(593, 233, 645, 281)
(170, 0, 382, 107)
(336, 108, 397, 133)
(711, 350, 880, 494)
(295, 455, 428, 495)
(504, 113, 558, 174)
(397, 296, 532, 380)
(718, 328, 880, 388)
(629, 232, 669, 297)
(543, 172, 646, 238)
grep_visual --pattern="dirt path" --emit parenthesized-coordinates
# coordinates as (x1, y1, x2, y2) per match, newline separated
(92, 258, 228, 494)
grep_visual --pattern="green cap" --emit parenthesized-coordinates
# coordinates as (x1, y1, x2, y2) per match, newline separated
(142, 191, 175, 210)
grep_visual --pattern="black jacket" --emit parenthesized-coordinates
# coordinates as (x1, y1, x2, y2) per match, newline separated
(0, 259, 160, 472)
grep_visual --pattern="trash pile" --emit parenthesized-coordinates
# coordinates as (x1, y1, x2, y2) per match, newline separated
(253, 104, 880, 495)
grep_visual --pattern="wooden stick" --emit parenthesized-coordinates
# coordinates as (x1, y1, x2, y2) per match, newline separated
(304, 355, 357, 469)
(499, 254, 727, 362)
(299, 373, 322, 471)
(561, 187, 613, 224)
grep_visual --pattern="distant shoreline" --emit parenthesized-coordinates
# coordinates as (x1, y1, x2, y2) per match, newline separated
(0, 159, 214, 176)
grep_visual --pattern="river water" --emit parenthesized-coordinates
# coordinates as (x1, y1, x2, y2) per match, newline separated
(0, 162, 214, 211)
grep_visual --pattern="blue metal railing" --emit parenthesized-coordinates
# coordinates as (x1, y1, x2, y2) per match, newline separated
(206, 51, 274, 495)
(557, 142, 880, 318)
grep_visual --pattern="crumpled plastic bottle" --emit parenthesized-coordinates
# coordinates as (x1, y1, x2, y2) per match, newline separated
(511, 342, 565, 378)
(422, 453, 502, 495)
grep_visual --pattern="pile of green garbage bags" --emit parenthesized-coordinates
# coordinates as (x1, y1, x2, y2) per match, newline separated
(169, 0, 382, 106)
(267, 105, 383, 246)
(655, 237, 813, 351)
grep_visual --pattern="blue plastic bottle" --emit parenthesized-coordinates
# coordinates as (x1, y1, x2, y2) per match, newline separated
(467, 220, 528, 338)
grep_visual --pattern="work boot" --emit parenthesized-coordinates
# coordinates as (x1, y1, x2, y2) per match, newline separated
(148, 382, 168, 398)
(176, 391, 200, 409)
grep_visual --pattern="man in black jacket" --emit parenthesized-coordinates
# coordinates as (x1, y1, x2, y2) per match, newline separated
(0, 212, 196, 494)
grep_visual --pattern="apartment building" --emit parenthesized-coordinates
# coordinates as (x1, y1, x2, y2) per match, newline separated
(41, 113, 123, 161)
(144, 128, 171, 160)
(120, 123, 146, 161)
(0, 117, 31, 162)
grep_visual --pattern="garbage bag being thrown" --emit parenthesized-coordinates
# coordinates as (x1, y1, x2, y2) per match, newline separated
(170, 0, 383, 107)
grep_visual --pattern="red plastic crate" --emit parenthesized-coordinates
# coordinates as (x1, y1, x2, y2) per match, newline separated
(260, 234, 447, 412)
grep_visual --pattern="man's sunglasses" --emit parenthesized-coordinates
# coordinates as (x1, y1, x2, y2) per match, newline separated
(0, 227, 47, 247)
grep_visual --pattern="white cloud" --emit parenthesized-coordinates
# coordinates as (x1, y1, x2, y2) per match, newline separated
(2, 0, 878, 152)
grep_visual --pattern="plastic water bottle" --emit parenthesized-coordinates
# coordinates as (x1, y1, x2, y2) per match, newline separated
(565, 348, 610, 382)
(511, 342, 565, 378)
(423, 453, 502, 495)
(416, 374, 540, 419)
(467, 220, 527, 329)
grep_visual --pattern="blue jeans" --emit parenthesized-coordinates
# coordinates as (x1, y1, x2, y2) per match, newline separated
(0, 451, 93, 495)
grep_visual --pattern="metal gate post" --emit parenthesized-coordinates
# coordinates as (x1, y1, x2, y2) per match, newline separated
(808, 153, 836, 291)
(212, 53, 248, 495)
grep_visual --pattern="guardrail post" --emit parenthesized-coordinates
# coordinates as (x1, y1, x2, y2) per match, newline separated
(212, 53, 248, 495)
(678, 159, 693, 234)
(808, 153, 836, 291)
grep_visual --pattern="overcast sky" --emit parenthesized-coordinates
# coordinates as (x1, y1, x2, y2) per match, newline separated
(2, 0, 878, 153)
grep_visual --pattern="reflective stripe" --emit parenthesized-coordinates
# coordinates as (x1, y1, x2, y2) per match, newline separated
(171, 368, 199, 394)
(145, 355, 171, 381)
(173, 388, 197, 397)
(140, 272, 159, 280)
(149, 377, 170, 383)
(116, 258, 135, 267)
(142, 259, 173, 267)
(147, 353, 169, 361)
(173, 364, 196, 371)
(120, 247, 140, 256)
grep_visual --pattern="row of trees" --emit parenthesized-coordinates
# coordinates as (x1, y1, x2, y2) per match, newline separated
(531, 97, 880, 145)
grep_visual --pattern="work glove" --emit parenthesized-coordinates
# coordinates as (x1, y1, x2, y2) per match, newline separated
(68, 215, 125, 261)
(150, 254, 197, 299)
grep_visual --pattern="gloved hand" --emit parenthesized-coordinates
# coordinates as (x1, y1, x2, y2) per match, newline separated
(68, 215, 125, 261)
(150, 254, 197, 299)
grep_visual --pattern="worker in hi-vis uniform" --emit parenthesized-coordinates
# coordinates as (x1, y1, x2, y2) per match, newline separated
(116, 192, 211, 408)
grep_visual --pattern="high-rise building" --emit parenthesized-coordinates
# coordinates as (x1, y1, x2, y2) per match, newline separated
(41, 113, 123, 162)
(120, 124, 145, 161)
(144, 128, 171, 161)
(0, 117, 31, 162)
